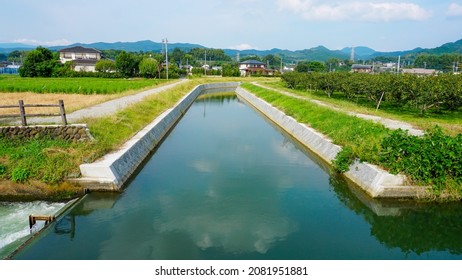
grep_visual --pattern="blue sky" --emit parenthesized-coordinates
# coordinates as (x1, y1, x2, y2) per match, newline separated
(3, 0, 462, 51)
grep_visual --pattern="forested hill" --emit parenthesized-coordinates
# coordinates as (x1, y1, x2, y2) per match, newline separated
(1, 39, 461, 62)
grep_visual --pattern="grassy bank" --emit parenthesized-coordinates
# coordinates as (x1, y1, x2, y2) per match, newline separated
(0, 80, 201, 201)
(259, 80, 462, 136)
(241, 83, 461, 198)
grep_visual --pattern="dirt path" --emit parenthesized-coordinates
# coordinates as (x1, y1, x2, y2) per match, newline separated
(252, 82, 424, 136)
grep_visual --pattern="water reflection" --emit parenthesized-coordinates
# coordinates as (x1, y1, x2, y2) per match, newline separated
(329, 175, 462, 257)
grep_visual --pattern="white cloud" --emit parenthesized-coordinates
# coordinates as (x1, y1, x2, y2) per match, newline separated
(13, 38, 72, 46)
(276, 0, 432, 22)
(447, 3, 462, 17)
(228, 43, 256, 50)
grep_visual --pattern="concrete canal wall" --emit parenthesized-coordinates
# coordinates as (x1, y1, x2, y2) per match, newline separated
(77, 82, 239, 190)
(77, 82, 426, 198)
(235, 87, 427, 199)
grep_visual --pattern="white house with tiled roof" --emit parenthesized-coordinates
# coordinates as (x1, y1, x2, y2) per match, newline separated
(58, 46, 102, 72)
(239, 60, 273, 76)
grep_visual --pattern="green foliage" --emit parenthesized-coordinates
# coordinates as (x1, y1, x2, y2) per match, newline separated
(295, 61, 326, 72)
(333, 146, 355, 173)
(379, 127, 462, 190)
(95, 59, 116, 73)
(282, 72, 462, 114)
(115, 51, 139, 78)
(11, 167, 30, 183)
(139, 57, 159, 78)
(414, 53, 462, 72)
(0, 76, 165, 94)
(19, 46, 60, 77)
(222, 63, 240, 77)
(0, 163, 6, 177)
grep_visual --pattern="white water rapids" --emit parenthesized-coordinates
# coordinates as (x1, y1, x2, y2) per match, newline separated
(0, 201, 65, 259)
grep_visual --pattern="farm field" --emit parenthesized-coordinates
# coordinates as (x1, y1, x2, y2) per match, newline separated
(0, 76, 172, 115)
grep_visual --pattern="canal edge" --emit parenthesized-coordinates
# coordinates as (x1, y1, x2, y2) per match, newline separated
(235, 86, 430, 199)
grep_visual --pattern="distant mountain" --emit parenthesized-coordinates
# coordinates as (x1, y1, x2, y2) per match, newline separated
(49, 40, 205, 53)
(370, 39, 462, 58)
(0, 43, 36, 53)
(1, 39, 461, 62)
(341, 46, 376, 58)
(224, 46, 350, 62)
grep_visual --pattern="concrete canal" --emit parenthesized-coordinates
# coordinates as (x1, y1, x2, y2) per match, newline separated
(11, 93, 462, 259)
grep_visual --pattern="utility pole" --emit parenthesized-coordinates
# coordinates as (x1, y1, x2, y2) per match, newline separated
(204, 49, 207, 75)
(162, 38, 168, 80)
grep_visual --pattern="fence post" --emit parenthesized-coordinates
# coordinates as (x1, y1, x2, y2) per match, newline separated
(18, 100, 27, 126)
(59, 100, 67, 125)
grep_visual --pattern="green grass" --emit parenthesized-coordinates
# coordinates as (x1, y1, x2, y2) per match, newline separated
(0, 80, 200, 187)
(0, 76, 168, 94)
(241, 83, 390, 165)
(260, 80, 462, 136)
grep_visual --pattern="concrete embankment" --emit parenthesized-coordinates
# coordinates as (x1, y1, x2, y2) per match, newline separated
(235, 87, 428, 199)
(77, 82, 239, 190)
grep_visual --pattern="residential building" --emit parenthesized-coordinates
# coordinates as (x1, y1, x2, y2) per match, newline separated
(239, 60, 273, 76)
(58, 46, 102, 72)
(351, 64, 373, 73)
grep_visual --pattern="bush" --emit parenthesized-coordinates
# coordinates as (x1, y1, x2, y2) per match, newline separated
(379, 126, 462, 190)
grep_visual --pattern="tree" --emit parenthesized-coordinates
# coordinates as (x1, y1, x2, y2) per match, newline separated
(262, 54, 282, 69)
(19, 46, 58, 77)
(115, 51, 138, 77)
(139, 57, 159, 78)
(95, 59, 116, 73)
(7, 50, 27, 64)
(222, 63, 240, 77)
(308, 61, 326, 72)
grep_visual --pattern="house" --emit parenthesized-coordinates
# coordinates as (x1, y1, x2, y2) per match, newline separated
(351, 64, 373, 73)
(239, 60, 273, 76)
(401, 68, 437, 75)
(58, 46, 102, 72)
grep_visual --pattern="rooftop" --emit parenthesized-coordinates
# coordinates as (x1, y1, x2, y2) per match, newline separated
(58, 46, 102, 53)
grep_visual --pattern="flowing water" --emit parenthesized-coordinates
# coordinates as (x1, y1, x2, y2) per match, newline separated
(0, 201, 65, 259)
(11, 94, 462, 259)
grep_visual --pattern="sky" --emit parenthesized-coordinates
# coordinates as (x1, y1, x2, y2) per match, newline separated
(2, 0, 462, 52)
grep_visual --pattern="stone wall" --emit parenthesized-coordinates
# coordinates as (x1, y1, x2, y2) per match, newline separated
(0, 124, 93, 141)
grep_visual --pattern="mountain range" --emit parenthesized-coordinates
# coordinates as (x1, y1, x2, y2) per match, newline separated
(1, 39, 461, 62)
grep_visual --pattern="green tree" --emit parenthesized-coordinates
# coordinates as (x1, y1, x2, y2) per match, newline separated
(262, 54, 282, 69)
(115, 51, 138, 78)
(95, 59, 116, 73)
(19, 46, 58, 77)
(222, 63, 240, 77)
(139, 57, 159, 78)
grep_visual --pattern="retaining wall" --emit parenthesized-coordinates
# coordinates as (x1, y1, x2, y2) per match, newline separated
(235, 87, 427, 199)
(77, 82, 240, 190)
(0, 124, 93, 141)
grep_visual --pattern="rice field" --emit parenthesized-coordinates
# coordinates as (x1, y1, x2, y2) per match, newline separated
(0, 76, 166, 94)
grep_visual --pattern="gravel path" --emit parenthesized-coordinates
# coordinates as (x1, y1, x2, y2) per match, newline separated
(252, 82, 424, 136)
(22, 79, 189, 125)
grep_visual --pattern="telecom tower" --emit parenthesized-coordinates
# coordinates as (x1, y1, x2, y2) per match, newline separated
(236, 52, 240, 62)
(350, 46, 355, 62)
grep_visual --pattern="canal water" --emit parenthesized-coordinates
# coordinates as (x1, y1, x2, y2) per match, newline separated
(12, 94, 462, 259)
